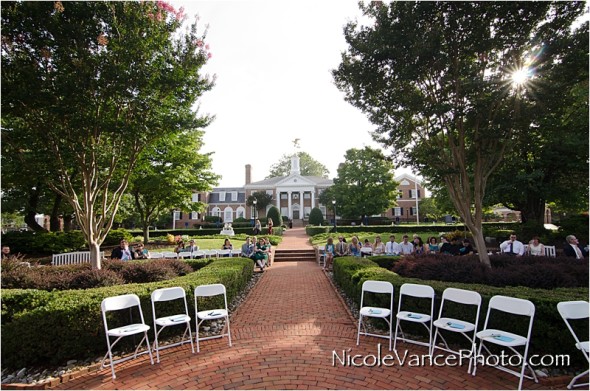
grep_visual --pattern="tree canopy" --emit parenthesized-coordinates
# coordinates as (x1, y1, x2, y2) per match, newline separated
(1, 1, 214, 268)
(333, 1, 585, 266)
(319, 147, 398, 219)
(266, 152, 329, 178)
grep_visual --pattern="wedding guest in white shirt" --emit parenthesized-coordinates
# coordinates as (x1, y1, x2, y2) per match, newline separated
(385, 235, 401, 255)
(399, 235, 415, 255)
(499, 233, 525, 256)
(527, 236, 545, 256)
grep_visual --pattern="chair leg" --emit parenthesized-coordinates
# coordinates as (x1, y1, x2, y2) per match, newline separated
(393, 319, 400, 351)
(196, 319, 201, 353)
(568, 369, 589, 389)
(226, 316, 232, 347)
(357, 315, 362, 346)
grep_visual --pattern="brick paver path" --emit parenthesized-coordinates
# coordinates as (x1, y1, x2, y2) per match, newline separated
(54, 228, 565, 390)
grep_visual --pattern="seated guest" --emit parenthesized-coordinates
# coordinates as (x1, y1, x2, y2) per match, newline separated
(399, 235, 414, 255)
(1, 245, 11, 259)
(373, 236, 386, 255)
(528, 236, 545, 256)
(499, 233, 525, 256)
(348, 236, 362, 257)
(563, 235, 588, 259)
(335, 236, 349, 257)
(413, 236, 427, 255)
(134, 243, 150, 259)
(253, 237, 269, 271)
(111, 240, 135, 261)
(440, 237, 460, 256)
(385, 235, 401, 255)
(241, 237, 254, 258)
(324, 237, 335, 271)
(427, 237, 440, 254)
(174, 239, 185, 254)
(459, 239, 474, 256)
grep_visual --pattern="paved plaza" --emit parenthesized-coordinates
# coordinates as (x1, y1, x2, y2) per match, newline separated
(51, 228, 571, 390)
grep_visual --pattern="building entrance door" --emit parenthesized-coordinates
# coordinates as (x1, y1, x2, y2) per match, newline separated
(293, 210, 300, 219)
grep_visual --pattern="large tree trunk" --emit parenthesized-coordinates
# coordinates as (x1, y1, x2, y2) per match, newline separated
(63, 214, 74, 231)
(24, 184, 48, 232)
(143, 226, 150, 244)
(464, 222, 491, 267)
(89, 241, 102, 270)
(519, 196, 546, 225)
(50, 194, 63, 232)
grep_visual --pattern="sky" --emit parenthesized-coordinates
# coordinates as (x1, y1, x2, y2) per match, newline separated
(170, 0, 403, 188)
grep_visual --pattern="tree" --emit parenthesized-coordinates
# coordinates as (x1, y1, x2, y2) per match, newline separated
(486, 23, 589, 226)
(2, 1, 213, 269)
(308, 207, 325, 226)
(266, 152, 329, 178)
(128, 130, 220, 243)
(319, 147, 398, 219)
(246, 191, 273, 218)
(266, 206, 283, 229)
(333, 2, 584, 266)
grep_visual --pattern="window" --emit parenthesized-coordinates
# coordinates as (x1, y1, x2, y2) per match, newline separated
(293, 193, 299, 199)
(223, 207, 233, 222)
(173, 211, 181, 220)
(304, 207, 311, 218)
(192, 193, 200, 202)
(410, 207, 415, 216)
(219, 192, 226, 202)
(303, 193, 311, 199)
(410, 189, 421, 199)
(280, 193, 288, 199)
(231, 191, 238, 201)
(266, 190, 273, 196)
(190, 212, 199, 220)
(393, 207, 402, 217)
(236, 207, 245, 219)
(211, 207, 221, 218)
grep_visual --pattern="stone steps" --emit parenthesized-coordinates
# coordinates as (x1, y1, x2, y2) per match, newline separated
(273, 249, 316, 262)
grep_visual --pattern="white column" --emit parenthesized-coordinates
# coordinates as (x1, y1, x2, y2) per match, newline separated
(311, 189, 315, 209)
(299, 191, 303, 218)
(276, 190, 280, 210)
(287, 191, 292, 219)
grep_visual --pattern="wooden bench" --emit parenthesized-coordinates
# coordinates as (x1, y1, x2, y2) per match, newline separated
(51, 251, 104, 266)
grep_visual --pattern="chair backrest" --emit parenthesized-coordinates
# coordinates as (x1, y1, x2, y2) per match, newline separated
(102, 294, 141, 313)
(362, 280, 394, 295)
(151, 287, 186, 302)
(360, 247, 373, 255)
(400, 283, 435, 299)
(149, 252, 163, 259)
(524, 244, 529, 255)
(162, 251, 178, 259)
(206, 249, 219, 258)
(178, 252, 192, 259)
(218, 249, 231, 256)
(557, 301, 589, 346)
(317, 245, 325, 252)
(544, 245, 556, 257)
(441, 287, 481, 306)
(195, 283, 226, 298)
(488, 295, 535, 317)
(231, 249, 242, 256)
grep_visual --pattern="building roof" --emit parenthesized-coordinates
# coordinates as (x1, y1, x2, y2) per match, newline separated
(246, 175, 333, 188)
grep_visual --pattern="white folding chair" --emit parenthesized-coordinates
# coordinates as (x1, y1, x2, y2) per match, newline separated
(218, 249, 232, 258)
(432, 288, 481, 373)
(151, 287, 194, 363)
(194, 284, 232, 352)
(100, 294, 154, 379)
(149, 252, 163, 259)
(473, 295, 538, 390)
(178, 252, 192, 259)
(205, 249, 219, 259)
(544, 245, 556, 257)
(557, 301, 589, 389)
(162, 251, 179, 259)
(523, 244, 529, 255)
(317, 245, 326, 267)
(357, 280, 394, 351)
(192, 250, 206, 259)
(393, 283, 435, 354)
(231, 249, 242, 257)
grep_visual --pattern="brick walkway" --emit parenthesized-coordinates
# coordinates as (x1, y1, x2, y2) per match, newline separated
(53, 228, 568, 390)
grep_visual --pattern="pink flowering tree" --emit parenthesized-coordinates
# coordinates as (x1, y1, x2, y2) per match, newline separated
(2, 1, 214, 269)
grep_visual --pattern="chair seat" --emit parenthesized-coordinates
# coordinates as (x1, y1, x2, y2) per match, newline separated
(576, 341, 589, 353)
(476, 328, 527, 347)
(360, 306, 391, 318)
(155, 314, 191, 326)
(108, 323, 150, 337)
(197, 309, 228, 320)
(397, 310, 431, 323)
(434, 317, 476, 333)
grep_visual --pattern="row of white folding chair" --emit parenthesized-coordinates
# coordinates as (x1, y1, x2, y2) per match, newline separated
(523, 244, 556, 257)
(357, 281, 537, 390)
(557, 301, 589, 389)
(149, 252, 163, 259)
(101, 284, 231, 379)
(317, 245, 326, 267)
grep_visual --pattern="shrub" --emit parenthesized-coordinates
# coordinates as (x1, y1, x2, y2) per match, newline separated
(1, 258, 254, 369)
(391, 254, 588, 289)
(558, 213, 589, 244)
(120, 261, 177, 283)
(204, 215, 222, 223)
(308, 207, 324, 226)
(333, 256, 589, 368)
(0, 231, 86, 255)
(266, 206, 283, 228)
(103, 228, 133, 246)
(69, 269, 125, 289)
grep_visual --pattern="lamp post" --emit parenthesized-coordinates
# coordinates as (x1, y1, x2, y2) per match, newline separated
(332, 200, 337, 233)
(253, 199, 257, 220)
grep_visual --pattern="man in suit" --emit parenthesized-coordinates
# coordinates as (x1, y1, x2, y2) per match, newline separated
(499, 233, 525, 256)
(563, 235, 588, 259)
(335, 236, 348, 257)
(111, 240, 135, 261)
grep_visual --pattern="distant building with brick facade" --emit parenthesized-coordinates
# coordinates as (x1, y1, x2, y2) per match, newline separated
(174, 156, 427, 227)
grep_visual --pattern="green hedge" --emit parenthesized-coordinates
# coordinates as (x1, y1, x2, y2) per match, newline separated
(333, 256, 589, 368)
(1, 257, 254, 369)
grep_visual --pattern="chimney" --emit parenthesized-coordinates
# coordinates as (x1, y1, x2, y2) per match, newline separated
(245, 164, 252, 185)
(290, 155, 301, 175)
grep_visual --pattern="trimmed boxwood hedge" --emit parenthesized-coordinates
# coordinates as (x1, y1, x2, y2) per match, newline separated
(0, 257, 254, 369)
(333, 256, 589, 368)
